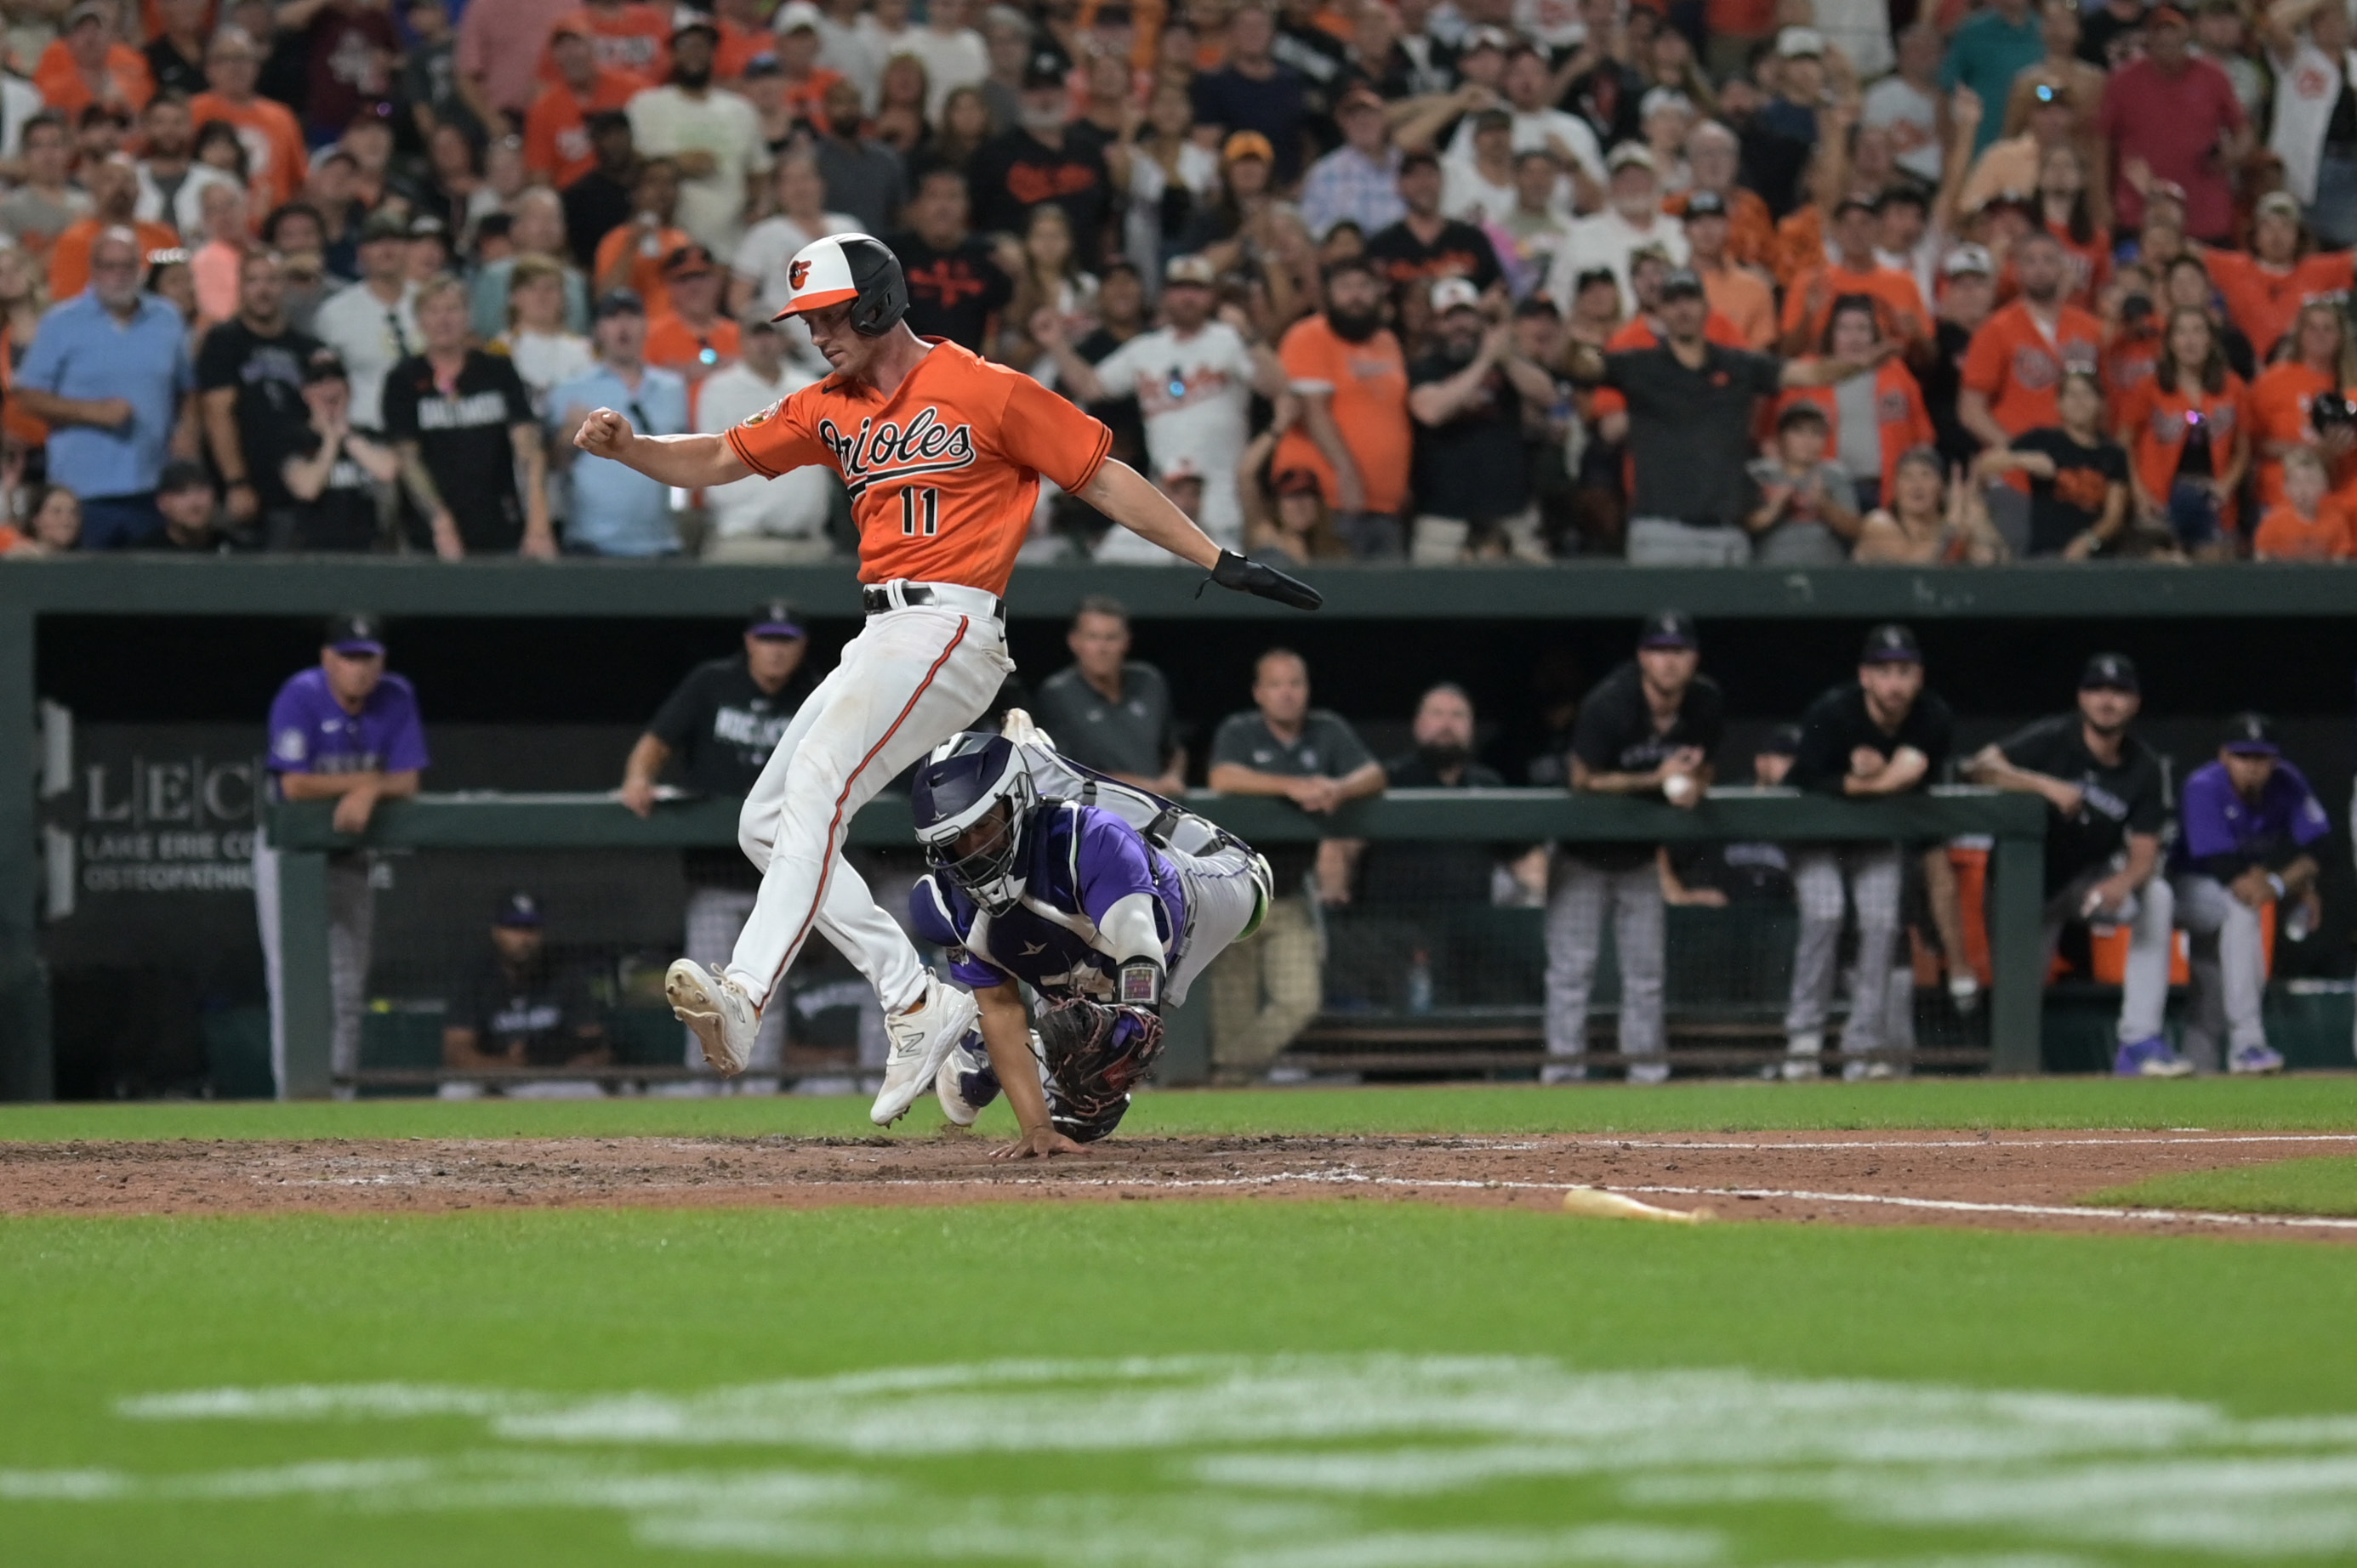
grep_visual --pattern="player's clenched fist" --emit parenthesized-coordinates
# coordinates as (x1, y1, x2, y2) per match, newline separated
(573, 406, 635, 458)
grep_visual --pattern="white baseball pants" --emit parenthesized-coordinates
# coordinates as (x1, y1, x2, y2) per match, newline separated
(723, 599, 1013, 1014)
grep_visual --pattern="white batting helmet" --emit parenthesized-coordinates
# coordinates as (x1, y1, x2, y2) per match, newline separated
(773, 232, 909, 337)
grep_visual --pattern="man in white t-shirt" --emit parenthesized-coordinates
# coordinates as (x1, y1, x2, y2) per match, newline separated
(1447, 43, 1606, 196)
(728, 151, 857, 373)
(902, 0, 989, 118)
(310, 208, 422, 432)
(626, 15, 772, 263)
(812, 0, 882, 108)
(1031, 253, 1286, 555)
(1862, 24, 1944, 185)
(694, 314, 837, 561)
(1442, 107, 1521, 224)
(1549, 144, 1688, 315)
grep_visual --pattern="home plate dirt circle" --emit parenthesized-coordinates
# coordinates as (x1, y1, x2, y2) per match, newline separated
(8, 1129, 2357, 1237)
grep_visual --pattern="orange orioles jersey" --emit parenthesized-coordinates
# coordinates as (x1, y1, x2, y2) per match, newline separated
(725, 338, 1113, 596)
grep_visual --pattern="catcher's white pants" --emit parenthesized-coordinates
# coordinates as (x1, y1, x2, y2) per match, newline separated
(1163, 838, 1267, 1007)
(725, 601, 1013, 1014)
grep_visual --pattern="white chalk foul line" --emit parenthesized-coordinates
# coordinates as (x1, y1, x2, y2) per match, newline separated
(837, 1167, 2357, 1231)
(1459, 1133, 2357, 1151)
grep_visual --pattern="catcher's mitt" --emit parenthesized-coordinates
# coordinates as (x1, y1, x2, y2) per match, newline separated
(1035, 995, 1165, 1133)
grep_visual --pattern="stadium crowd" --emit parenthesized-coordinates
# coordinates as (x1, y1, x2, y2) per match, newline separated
(0, 0, 2354, 561)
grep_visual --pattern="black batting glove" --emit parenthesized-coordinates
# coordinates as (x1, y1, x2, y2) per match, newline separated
(1205, 548, 1323, 611)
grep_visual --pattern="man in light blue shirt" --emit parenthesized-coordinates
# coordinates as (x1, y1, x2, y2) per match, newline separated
(16, 226, 195, 548)
(547, 289, 687, 556)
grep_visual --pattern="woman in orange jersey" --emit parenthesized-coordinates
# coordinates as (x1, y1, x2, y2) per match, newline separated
(2197, 190, 2356, 361)
(572, 233, 1318, 1151)
(2248, 298, 2357, 508)
(2118, 305, 2250, 557)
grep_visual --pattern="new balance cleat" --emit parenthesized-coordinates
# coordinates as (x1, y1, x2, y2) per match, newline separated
(874, 975, 981, 1126)
(666, 960, 760, 1076)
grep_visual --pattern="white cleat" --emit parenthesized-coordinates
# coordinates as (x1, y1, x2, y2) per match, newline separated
(666, 960, 760, 1077)
(874, 975, 982, 1126)
(999, 707, 1056, 750)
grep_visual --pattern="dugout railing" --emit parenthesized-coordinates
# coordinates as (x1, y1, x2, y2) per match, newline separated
(263, 785, 2047, 1098)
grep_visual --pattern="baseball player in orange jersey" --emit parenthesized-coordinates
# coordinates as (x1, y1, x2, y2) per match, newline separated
(573, 233, 1322, 1124)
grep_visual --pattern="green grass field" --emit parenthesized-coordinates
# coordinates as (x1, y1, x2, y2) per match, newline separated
(2093, 1152, 2357, 1218)
(7, 1073, 2357, 1141)
(9, 1077, 2357, 1565)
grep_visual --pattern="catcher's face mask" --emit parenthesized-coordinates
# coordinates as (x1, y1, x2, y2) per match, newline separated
(934, 800, 1028, 914)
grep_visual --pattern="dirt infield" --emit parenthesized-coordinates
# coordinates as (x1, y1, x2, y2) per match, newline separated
(7, 1128, 2357, 1236)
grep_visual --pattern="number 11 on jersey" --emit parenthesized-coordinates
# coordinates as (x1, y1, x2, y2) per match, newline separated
(899, 486, 940, 537)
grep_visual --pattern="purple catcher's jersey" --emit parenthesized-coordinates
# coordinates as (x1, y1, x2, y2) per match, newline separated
(909, 801, 1191, 1003)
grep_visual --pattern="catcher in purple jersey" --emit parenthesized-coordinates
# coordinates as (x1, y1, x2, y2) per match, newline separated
(906, 724, 1273, 1158)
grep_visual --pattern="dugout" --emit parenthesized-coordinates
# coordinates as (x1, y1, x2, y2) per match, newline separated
(5, 558, 2355, 1099)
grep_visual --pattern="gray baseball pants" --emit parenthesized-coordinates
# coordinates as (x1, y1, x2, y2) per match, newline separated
(1544, 855, 1665, 1073)
(1785, 844, 1904, 1063)
(2171, 872, 2269, 1069)
(2042, 868, 2176, 1047)
(253, 839, 373, 1099)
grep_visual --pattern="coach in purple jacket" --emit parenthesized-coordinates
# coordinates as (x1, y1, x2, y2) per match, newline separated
(253, 614, 430, 1098)
(2166, 713, 2328, 1076)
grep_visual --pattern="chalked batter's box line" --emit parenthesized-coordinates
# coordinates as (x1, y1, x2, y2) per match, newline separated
(4, 1131, 2356, 1236)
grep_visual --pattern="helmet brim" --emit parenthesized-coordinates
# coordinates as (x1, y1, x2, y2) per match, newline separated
(771, 287, 860, 321)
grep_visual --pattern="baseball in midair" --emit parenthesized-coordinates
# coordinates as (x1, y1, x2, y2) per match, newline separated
(1662, 773, 1697, 805)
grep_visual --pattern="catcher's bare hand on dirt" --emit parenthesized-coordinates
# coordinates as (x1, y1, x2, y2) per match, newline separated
(572, 406, 635, 459)
(993, 1127, 1090, 1160)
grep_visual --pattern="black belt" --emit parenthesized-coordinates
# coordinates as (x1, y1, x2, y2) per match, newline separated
(861, 584, 1005, 618)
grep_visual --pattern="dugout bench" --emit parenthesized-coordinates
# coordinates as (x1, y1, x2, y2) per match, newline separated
(264, 786, 2047, 1098)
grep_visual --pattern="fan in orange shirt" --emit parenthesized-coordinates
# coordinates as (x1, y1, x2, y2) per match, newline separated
(641, 243, 739, 418)
(592, 159, 693, 315)
(47, 160, 177, 301)
(2253, 449, 2356, 560)
(2115, 305, 2249, 553)
(191, 27, 308, 213)
(35, 6, 152, 120)
(1958, 230, 2106, 445)
(539, 0, 670, 90)
(524, 20, 641, 189)
(2198, 192, 2357, 361)
(1779, 197, 1931, 353)
(571, 234, 1316, 1150)
(2248, 300, 2357, 508)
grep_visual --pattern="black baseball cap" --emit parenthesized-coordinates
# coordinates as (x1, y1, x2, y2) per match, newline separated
(1658, 267, 1706, 301)
(324, 613, 384, 656)
(594, 287, 646, 320)
(2080, 652, 2139, 693)
(2221, 713, 2280, 757)
(1639, 609, 1698, 650)
(494, 890, 544, 929)
(747, 599, 805, 639)
(1022, 43, 1068, 89)
(1860, 622, 1921, 664)
(1758, 722, 1803, 757)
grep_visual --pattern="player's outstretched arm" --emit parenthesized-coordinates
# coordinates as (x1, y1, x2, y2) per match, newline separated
(1079, 458, 1323, 611)
(975, 981, 1086, 1161)
(572, 407, 754, 490)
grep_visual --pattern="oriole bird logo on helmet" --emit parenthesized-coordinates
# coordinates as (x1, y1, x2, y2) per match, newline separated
(775, 233, 909, 338)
